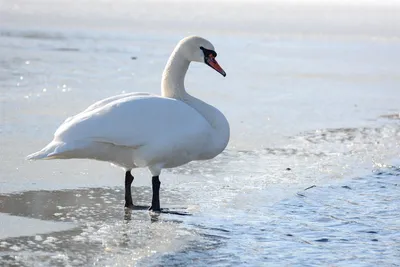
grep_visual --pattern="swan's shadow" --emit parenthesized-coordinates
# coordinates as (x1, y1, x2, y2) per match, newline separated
(124, 206, 191, 222)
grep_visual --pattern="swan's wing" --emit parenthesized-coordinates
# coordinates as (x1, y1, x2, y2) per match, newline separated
(82, 92, 152, 113)
(54, 95, 211, 150)
(62, 92, 152, 124)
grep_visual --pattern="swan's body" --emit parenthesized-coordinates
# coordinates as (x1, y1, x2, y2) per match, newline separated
(27, 36, 229, 211)
(30, 93, 229, 175)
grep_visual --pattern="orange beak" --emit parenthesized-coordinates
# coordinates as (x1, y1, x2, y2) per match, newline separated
(206, 55, 226, 77)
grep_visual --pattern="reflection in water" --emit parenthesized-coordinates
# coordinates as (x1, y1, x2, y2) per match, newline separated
(0, 187, 149, 222)
(0, 187, 190, 223)
(0, 187, 194, 266)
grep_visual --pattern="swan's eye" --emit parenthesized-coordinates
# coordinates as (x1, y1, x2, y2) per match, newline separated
(200, 46, 217, 58)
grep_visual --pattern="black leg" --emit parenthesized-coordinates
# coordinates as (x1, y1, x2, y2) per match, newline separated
(149, 176, 161, 212)
(124, 171, 134, 209)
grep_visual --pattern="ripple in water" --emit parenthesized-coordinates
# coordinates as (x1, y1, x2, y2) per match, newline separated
(138, 166, 400, 267)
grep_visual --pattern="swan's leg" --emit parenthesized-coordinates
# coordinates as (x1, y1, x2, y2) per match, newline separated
(149, 176, 161, 212)
(124, 170, 134, 209)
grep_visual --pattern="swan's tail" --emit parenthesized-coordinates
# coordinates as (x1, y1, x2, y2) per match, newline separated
(26, 141, 68, 160)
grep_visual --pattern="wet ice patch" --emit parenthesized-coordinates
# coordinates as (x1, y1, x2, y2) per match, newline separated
(0, 214, 75, 239)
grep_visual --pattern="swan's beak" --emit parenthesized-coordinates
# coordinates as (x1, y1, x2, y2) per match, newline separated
(206, 55, 226, 77)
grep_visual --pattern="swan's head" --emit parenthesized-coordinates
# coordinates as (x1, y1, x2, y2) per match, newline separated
(179, 36, 226, 77)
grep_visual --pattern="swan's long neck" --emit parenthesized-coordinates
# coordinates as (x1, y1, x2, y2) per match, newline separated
(161, 46, 189, 99)
(161, 46, 230, 157)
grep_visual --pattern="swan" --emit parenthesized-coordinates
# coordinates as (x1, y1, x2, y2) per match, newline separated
(27, 36, 230, 212)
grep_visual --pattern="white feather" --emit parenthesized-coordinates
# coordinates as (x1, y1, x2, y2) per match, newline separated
(27, 36, 230, 176)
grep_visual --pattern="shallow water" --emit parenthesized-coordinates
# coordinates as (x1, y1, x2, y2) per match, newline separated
(1, 0, 400, 266)
(0, 167, 399, 266)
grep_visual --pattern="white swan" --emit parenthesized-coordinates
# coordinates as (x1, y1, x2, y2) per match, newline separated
(27, 36, 230, 212)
